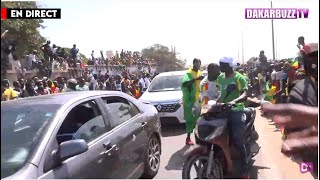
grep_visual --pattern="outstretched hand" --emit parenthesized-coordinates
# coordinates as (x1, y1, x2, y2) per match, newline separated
(261, 103, 318, 155)
(281, 126, 318, 155)
(261, 103, 318, 128)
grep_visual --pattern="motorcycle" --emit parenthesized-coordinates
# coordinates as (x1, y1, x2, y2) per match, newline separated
(182, 83, 260, 179)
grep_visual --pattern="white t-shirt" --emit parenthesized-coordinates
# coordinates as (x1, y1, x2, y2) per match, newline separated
(271, 70, 277, 81)
(276, 70, 284, 88)
(199, 77, 221, 103)
(90, 78, 97, 90)
(276, 70, 283, 80)
(115, 83, 122, 91)
(139, 78, 146, 88)
(144, 78, 151, 88)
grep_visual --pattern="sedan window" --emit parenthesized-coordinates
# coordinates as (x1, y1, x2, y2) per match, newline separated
(1, 104, 61, 179)
(101, 97, 140, 128)
(57, 100, 108, 144)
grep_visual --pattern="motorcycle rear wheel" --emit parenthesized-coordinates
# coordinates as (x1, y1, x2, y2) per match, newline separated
(182, 154, 223, 179)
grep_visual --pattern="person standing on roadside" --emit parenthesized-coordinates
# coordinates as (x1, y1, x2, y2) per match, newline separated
(182, 58, 204, 145)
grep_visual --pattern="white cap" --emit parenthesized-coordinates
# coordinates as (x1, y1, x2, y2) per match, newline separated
(219, 57, 236, 67)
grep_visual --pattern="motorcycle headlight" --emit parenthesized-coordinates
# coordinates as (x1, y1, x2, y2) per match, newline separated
(204, 126, 225, 141)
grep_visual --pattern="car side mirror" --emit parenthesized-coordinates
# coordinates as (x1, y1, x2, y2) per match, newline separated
(46, 139, 88, 171)
(58, 139, 88, 162)
(143, 87, 147, 91)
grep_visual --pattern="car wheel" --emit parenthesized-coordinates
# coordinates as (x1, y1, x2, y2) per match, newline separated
(141, 135, 161, 178)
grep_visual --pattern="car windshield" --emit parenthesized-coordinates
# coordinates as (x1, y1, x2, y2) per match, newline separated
(1, 103, 61, 178)
(148, 75, 184, 92)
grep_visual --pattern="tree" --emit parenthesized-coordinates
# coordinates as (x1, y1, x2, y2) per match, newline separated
(141, 44, 185, 72)
(1, 1, 46, 59)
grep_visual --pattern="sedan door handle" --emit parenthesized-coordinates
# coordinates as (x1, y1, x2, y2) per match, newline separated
(141, 122, 148, 128)
(103, 141, 111, 148)
(102, 144, 118, 156)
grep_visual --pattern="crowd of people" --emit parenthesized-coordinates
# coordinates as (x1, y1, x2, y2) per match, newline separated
(88, 49, 157, 73)
(1, 69, 155, 101)
(1, 30, 157, 81)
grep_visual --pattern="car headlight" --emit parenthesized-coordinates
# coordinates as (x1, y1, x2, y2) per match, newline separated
(177, 99, 183, 105)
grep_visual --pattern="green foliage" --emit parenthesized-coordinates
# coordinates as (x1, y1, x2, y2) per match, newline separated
(1, 1, 46, 59)
(141, 44, 185, 72)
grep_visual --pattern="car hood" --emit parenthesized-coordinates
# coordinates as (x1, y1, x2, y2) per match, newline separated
(139, 90, 182, 103)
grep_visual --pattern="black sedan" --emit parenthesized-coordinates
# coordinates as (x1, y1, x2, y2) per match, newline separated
(1, 91, 161, 179)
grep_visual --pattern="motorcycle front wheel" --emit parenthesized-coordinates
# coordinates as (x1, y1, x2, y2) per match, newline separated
(182, 154, 223, 179)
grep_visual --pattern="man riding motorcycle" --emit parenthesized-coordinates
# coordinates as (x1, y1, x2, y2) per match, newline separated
(216, 57, 249, 179)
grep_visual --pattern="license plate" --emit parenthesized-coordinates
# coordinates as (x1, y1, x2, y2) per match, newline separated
(158, 112, 167, 117)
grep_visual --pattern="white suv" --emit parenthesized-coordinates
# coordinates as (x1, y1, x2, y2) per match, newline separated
(139, 70, 207, 124)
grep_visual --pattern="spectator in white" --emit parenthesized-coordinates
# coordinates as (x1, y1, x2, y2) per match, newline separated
(52, 44, 57, 54)
(254, 58, 260, 68)
(95, 58, 99, 71)
(139, 75, 146, 90)
(276, 64, 284, 92)
(90, 74, 98, 90)
(14, 57, 26, 79)
(271, 65, 277, 85)
(115, 77, 122, 91)
(66, 79, 77, 92)
(23, 50, 37, 70)
(144, 74, 151, 88)
(76, 77, 89, 91)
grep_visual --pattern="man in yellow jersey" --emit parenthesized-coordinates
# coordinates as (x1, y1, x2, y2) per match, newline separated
(182, 58, 204, 145)
(1, 79, 18, 101)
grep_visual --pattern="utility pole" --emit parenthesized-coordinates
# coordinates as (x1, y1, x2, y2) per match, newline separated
(241, 31, 244, 64)
(271, 1, 276, 61)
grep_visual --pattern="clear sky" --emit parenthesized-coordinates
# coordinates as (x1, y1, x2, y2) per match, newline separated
(36, 0, 318, 65)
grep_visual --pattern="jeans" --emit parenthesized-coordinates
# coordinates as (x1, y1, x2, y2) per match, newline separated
(228, 111, 249, 175)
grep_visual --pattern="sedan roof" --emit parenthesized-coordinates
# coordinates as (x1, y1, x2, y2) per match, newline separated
(1, 91, 124, 106)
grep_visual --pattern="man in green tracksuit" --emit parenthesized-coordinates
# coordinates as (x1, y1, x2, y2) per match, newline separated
(182, 58, 204, 145)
